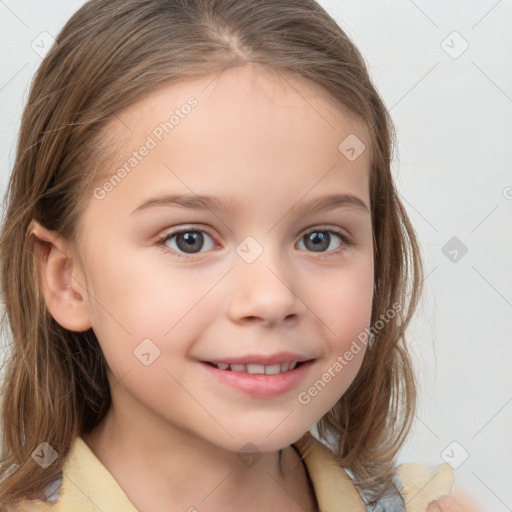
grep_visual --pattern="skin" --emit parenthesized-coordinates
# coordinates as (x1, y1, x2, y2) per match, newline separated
(31, 63, 376, 511)
(427, 493, 483, 512)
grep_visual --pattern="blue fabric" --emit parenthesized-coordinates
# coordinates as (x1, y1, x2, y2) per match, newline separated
(361, 472, 406, 511)
(44, 474, 62, 503)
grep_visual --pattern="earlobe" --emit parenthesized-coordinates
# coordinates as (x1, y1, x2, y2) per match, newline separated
(29, 220, 92, 332)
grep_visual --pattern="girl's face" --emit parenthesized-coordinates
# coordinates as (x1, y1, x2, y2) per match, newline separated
(72, 63, 374, 452)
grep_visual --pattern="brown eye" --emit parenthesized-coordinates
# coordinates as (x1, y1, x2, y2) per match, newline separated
(159, 229, 215, 256)
(296, 229, 349, 254)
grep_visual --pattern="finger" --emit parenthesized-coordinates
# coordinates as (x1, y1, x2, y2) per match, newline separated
(435, 495, 466, 512)
(427, 500, 442, 512)
(446, 491, 484, 512)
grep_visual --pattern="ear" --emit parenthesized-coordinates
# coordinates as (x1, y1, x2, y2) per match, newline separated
(29, 220, 92, 332)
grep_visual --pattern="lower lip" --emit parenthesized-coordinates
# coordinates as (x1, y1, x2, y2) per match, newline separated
(200, 361, 313, 398)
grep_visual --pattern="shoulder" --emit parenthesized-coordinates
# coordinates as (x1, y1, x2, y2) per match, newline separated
(293, 431, 455, 512)
(14, 435, 457, 512)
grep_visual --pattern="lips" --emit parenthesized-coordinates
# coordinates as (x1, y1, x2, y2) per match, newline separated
(199, 353, 315, 397)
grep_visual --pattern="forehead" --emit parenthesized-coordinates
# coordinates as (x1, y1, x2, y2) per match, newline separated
(98, 62, 371, 173)
(119, 62, 364, 122)
(79, 63, 372, 240)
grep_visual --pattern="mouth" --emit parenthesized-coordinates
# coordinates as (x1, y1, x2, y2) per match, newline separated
(199, 357, 315, 397)
(203, 360, 305, 374)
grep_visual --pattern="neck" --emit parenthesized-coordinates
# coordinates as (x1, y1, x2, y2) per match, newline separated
(81, 397, 316, 512)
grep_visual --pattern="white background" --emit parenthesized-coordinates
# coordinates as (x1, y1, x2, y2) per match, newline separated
(1, 1, 511, 510)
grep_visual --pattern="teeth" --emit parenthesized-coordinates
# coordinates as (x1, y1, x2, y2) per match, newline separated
(246, 364, 265, 374)
(212, 361, 299, 374)
(265, 364, 281, 375)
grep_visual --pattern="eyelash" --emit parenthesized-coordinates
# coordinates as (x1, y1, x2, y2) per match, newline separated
(155, 226, 353, 261)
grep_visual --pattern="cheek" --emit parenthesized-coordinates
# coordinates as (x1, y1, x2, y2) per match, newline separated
(307, 255, 373, 393)
(81, 247, 217, 364)
(317, 255, 374, 346)
(85, 247, 169, 325)
(296, 264, 372, 415)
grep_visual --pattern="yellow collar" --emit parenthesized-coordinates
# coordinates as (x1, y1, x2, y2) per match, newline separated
(54, 432, 366, 511)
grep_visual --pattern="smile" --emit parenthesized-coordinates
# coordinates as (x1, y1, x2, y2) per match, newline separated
(200, 359, 314, 398)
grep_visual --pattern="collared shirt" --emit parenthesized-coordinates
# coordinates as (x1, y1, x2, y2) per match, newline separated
(11, 432, 454, 511)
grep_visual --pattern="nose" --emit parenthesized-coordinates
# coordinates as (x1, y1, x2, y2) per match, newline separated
(227, 243, 306, 326)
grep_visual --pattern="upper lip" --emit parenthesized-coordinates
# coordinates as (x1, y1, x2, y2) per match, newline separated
(202, 352, 313, 366)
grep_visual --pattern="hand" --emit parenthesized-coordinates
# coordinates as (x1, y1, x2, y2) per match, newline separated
(427, 491, 483, 512)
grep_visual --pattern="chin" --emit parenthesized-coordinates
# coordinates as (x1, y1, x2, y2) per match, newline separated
(214, 423, 311, 454)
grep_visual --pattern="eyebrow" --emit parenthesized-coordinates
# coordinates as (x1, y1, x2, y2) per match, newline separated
(131, 192, 370, 216)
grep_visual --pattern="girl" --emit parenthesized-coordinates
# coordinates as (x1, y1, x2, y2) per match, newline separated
(0, 1, 479, 511)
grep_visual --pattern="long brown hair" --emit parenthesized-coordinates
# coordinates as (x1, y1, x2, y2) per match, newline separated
(0, 0, 423, 507)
